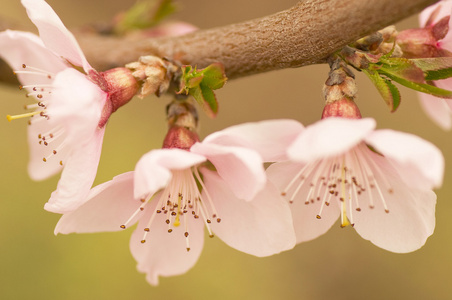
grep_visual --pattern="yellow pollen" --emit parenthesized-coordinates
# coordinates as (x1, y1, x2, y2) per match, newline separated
(6, 111, 41, 122)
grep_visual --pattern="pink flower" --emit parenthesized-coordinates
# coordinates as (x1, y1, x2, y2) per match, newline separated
(0, 0, 136, 213)
(267, 117, 444, 253)
(416, 0, 452, 129)
(54, 120, 300, 285)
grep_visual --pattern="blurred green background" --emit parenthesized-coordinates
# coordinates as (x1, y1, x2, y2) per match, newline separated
(1, 0, 452, 299)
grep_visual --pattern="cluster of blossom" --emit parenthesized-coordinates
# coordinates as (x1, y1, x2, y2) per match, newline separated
(0, 0, 450, 286)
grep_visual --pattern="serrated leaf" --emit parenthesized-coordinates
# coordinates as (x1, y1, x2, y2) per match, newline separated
(200, 83, 219, 117)
(201, 63, 227, 89)
(364, 69, 401, 112)
(187, 74, 204, 88)
(379, 70, 452, 98)
(410, 57, 452, 80)
(379, 57, 425, 83)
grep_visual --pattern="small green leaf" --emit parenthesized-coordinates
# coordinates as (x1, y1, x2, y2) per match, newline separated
(178, 63, 227, 118)
(200, 63, 227, 89)
(410, 57, 452, 80)
(153, 0, 177, 24)
(379, 70, 452, 98)
(114, 0, 177, 35)
(379, 57, 425, 83)
(200, 83, 219, 117)
(363, 69, 401, 112)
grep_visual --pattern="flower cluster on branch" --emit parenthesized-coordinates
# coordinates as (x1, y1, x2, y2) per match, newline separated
(0, 0, 451, 287)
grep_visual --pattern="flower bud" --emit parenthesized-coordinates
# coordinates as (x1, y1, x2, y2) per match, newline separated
(322, 98, 362, 119)
(397, 16, 452, 58)
(100, 67, 139, 112)
(89, 68, 139, 128)
(162, 125, 200, 150)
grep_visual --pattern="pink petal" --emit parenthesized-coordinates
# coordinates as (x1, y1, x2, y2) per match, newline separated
(44, 127, 105, 213)
(202, 119, 304, 162)
(129, 193, 205, 286)
(144, 21, 198, 37)
(21, 0, 92, 71)
(418, 92, 452, 130)
(351, 154, 436, 253)
(266, 161, 340, 243)
(419, 1, 445, 26)
(288, 118, 376, 162)
(0, 30, 68, 87)
(27, 117, 71, 180)
(54, 172, 139, 234)
(134, 149, 206, 200)
(191, 143, 266, 201)
(202, 169, 296, 256)
(46, 68, 107, 146)
(365, 129, 444, 189)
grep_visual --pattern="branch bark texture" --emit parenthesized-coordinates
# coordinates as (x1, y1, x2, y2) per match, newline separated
(0, 0, 440, 83)
(76, 0, 438, 79)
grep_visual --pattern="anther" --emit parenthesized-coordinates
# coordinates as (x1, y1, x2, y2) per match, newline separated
(165, 219, 170, 224)
(141, 240, 146, 244)
(184, 232, 189, 237)
(186, 248, 190, 252)
(120, 225, 126, 229)
(168, 229, 173, 233)
(144, 228, 150, 232)
(316, 215, 322, 219)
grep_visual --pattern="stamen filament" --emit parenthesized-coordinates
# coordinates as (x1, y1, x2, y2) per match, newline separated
(7, 111, 41, 122)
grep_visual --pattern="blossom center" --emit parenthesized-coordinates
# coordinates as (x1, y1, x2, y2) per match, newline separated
(120, 167, 220, 252)
(282, 143, 393, 227)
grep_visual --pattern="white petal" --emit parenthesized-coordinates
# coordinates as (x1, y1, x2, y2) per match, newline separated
(417, 92, 452, 130)
(27, 117, 71, 181)
(202, 169, 296, 256)
(202, 119, 304, 161)
(54, 172, 139, 234)
(288, 118, 376, 162)
(352, 154, 436, 253)
(365, 129, 444, 189)
(21, 0, 92, 71)
(191, 143, 266, 201)
(44, 127, 106, 213)
(134, 149, 206, 199)
(129, 194, 205, 286)
(46, 68, 107, 146)
(419, 0, 452, 27)
(266, 161, 340, 243)
(0, 30, 68, 87)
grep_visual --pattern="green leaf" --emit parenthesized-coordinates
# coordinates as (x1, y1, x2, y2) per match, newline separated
(114, 0, 177, 34)
(200, 83, 219, 117)
(200, 63, 227, 89)
(153, 0, 177, 24)
(378, 69, 452, 98)
(410, 57, 452, 80)
(379, 57, 425, 84)
(363, 69, 401, 112)
(178, 63, 227, 118)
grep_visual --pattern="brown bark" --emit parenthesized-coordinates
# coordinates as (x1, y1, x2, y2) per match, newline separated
(0, 0, 440, 83)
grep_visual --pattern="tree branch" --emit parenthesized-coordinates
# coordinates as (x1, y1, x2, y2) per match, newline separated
(0, 0, 439, 84)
